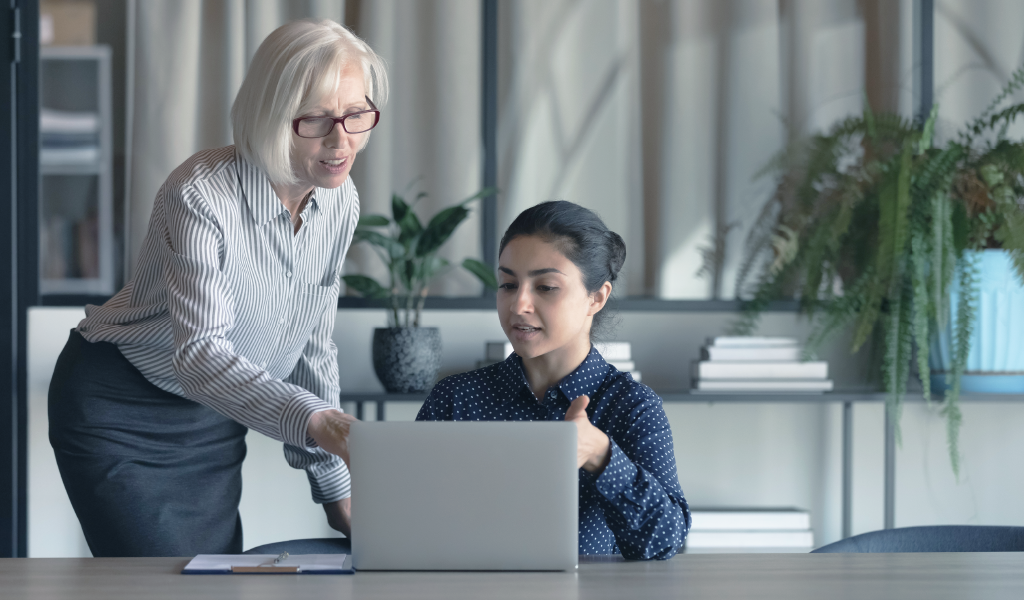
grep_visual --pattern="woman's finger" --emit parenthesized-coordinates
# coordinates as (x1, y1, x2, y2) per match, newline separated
(565, 394, 590, 421)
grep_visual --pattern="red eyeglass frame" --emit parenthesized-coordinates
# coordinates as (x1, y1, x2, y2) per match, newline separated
(291, 96, 381, 137)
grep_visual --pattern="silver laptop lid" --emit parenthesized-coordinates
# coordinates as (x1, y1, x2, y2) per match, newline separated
(349, 421, 578, 571)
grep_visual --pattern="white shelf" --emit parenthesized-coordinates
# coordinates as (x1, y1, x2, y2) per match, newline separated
(39, 46, 115, 296)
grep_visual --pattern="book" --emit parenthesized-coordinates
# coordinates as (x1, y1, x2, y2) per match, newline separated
(594, 342, 631, 362)
(693, 379, 834, 392)
(693, 361, 828, 380)
(684, 530, 814, 549)
(702, 346, 802, 362)
(706, 336, 798, 348)
(689, 508, 811, 531)
(485, 341, 511, 362)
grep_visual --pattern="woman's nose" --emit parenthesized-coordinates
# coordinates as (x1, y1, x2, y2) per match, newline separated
(324, 123, 349, 149)
(512, 288, 533, 314)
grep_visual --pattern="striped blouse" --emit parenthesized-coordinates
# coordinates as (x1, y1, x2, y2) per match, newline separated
(77, 145, 358, 504)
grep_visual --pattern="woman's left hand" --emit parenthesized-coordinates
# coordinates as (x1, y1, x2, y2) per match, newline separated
(564, 395, 611, 473)
(307, 409, 358, 466)
(322, 497, 351, 537)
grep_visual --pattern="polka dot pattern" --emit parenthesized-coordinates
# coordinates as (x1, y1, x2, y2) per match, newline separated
(416, 346, 691, 560)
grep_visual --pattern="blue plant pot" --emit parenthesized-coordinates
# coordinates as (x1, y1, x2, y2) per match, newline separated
(929, 250, 1024, 393)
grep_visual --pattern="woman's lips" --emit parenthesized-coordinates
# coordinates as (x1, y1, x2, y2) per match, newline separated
(510, 324, 541, 341)
(319, 157, 348, 174)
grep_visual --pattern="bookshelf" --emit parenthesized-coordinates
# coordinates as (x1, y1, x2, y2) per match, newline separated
(338, 390, 1024, 540)
(39, 45, 115, 295)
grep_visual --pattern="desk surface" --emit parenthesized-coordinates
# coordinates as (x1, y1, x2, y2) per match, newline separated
(3, 553, 1023, 600)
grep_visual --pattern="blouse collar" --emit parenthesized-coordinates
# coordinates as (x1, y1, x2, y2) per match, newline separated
(235, 147, 320, 226)
(505, 345, 612, 404)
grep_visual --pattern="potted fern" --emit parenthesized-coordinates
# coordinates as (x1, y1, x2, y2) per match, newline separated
(733, 67, 1024, 474)
(343, 189, 498, 393)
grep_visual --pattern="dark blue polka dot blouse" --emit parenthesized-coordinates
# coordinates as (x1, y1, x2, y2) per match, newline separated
(416, 345, 691, 560)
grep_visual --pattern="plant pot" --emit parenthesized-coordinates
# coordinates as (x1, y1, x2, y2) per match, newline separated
(372, 327, 443, 393)
(929, 249, 1024, 393)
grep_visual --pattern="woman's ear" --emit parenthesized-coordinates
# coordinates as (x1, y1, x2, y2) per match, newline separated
(587, 281, 613, 317)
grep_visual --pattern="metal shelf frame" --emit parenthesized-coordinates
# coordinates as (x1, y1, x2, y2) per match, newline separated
(339, 390, 1024, 541)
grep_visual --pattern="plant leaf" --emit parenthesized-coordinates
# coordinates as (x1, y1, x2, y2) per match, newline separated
(358, 214, 390, 227)
(462, 258, 498, 290)
(417, 205, 470, 256)
(392, 193, 423, 245)
(354, 229, 404, 260)
(342, 275, 388, 299)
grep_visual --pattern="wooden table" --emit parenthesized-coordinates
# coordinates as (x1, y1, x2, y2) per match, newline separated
(3, 553, 1023, 599)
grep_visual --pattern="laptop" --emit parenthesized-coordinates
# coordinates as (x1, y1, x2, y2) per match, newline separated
(348, 421, 578, 571)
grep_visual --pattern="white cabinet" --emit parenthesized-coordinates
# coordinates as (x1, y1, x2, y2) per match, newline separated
(39, 46, 114, 295)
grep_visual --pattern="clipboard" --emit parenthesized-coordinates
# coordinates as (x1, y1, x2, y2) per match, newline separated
(182, 553, 354, 574)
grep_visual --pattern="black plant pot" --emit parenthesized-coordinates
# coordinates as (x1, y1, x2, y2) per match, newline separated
(372, 327, 443, 393)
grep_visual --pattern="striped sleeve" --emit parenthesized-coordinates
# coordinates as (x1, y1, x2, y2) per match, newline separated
(163, 180, 331, 450)
(282, 270, 350, 503)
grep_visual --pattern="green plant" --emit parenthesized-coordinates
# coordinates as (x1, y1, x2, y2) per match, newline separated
(342, 189, 498, 327)
(733, 67, 1024, 475)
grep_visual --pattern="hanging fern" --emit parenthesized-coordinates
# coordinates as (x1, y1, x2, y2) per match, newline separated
(734, 66, 1024, 476)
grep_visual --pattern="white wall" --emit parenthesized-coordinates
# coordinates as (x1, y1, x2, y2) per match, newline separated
(28, 306, 1024, 556)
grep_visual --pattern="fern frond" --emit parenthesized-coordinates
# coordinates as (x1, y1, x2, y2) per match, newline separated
(944, 253, 980, 478)
(910, 230, 932, 399)
(963, 63, 1024, 141)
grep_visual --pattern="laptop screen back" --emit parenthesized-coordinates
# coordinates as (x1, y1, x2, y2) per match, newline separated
(349, 421, 578, 571)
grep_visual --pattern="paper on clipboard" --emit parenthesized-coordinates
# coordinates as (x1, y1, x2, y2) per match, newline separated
(182, 554, 353, 574)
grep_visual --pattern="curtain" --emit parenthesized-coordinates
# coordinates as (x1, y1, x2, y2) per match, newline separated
(934, 0, 1024, 140)
(346, 0, 484, 297)
(125, 0, 347, 277)
(123, 0, 1024, 299)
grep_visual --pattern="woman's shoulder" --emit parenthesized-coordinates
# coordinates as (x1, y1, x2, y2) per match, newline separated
(163, 146, 238, 192)
(429, 361, 507, 400)
(600, 366, 663, 409)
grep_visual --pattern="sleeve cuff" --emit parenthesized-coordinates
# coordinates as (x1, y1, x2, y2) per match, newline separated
(591, 439, 639, 501)
(306, 457, 351, 504)
(281, 390, 334, 449)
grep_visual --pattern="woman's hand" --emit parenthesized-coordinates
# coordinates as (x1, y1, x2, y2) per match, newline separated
(564, 395, 611, 474)
(322, 497, 351, 537)
(307, 409, 358, 466)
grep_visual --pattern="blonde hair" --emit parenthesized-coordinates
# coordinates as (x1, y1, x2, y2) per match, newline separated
(232, 19, 388, 185)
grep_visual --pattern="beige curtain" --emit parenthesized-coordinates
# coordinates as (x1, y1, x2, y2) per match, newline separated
(125, 0, 347, 277)
(124, 0, 1024, 298)
(495, 0, 914, 299)
(934, 0, 1024, 140)
(346, 0, 484, 297)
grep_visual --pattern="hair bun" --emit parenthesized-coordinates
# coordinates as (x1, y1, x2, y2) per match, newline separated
(605, 230, 626, 282)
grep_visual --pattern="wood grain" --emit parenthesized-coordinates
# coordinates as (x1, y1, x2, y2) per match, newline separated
(2, 553, 1023, 600)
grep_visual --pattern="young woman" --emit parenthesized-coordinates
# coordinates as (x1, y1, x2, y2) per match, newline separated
(416, 201, 690, 560)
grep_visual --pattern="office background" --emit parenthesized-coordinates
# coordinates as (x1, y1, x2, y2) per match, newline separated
(4, 0, 1024, 557)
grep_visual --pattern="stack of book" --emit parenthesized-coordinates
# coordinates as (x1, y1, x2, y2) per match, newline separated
(691, 336, 833, 392)
(480, 341, 641, 381)
(40, 107, 101, 166)
(684, 507, 814, 553)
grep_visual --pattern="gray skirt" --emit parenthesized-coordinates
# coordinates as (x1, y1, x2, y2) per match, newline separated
(48, 329, 248, 557)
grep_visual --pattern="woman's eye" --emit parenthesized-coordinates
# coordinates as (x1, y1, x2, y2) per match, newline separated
(537, 285, 557, 292)
(498, 283, 517, 290)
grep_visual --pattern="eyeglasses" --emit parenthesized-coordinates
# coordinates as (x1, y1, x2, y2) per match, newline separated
(291, 96, 381, 138)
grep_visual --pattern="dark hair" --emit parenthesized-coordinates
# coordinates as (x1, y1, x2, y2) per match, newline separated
(498, 201, 626, 339)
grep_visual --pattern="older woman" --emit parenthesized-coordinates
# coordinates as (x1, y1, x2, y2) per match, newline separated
(47, 19, 385, 557)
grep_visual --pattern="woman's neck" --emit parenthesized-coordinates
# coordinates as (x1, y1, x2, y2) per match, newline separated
(271, 181, 314, 234)
(521, 335, 592, 401)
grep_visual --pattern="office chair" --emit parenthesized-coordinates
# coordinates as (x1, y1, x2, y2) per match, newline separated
(812, 525, 1024, 553)
(244, 537, 350, 555)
